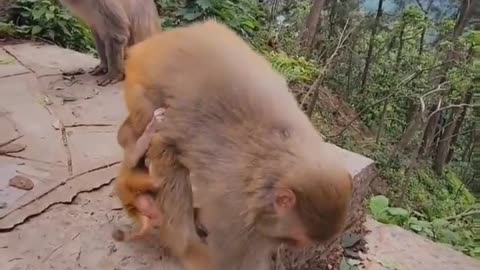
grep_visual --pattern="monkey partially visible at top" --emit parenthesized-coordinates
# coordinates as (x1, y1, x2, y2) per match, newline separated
(121, 20, 353, 269)
(58, 0, 160, 86)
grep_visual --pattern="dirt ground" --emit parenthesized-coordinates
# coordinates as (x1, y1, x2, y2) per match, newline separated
(0, 42, 479, 270)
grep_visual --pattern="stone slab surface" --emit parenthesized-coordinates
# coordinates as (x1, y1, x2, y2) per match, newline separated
(0, 185, 182, 270)
(0, 49, 29, 77)
(0, 45, 123, 231)
(363, 219, 480, 270)
(3, 43, 97, 77)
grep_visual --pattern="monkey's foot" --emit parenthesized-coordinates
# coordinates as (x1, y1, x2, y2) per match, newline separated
(135, 195, 163, 220)
(97, 72, 125, 86)
(89, 64, 107, 76)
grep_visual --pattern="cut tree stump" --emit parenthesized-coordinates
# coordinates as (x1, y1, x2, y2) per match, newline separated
(272, 144, 376, 270)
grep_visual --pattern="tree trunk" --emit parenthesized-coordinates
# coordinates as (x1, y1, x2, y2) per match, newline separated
(391, 108, 426, 162)
(419, 0, 473, 158)
(299, 0, 327, 55)
(433, 109, 460, 175)
(446, 91, 474, 163)
(395, 23, 405, 69)
(375, 100, 388, 144)
(327, 0, 337, 40)
(359, 0, 384, 93)
(417, 0, 434, 55)
(346, 48, 355, 98)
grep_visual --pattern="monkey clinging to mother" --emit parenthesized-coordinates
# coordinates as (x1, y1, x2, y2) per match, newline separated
(114, 19, 354, 270)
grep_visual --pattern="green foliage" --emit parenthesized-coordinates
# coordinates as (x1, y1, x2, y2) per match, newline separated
(0, 22, 18, 37)
(369, 195, 409, 225)
(369, 195, 479, 257)
(265, 51, 318, 84)
(158, 0, 266, 41)
(9, 0, 94, 52)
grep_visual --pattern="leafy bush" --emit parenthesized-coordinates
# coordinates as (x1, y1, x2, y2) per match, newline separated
(369, 195, 479, 258)
(158, 0, 266, 40)
(9, 0, 94, 52)
(0, 22, 18, 37)
(265, 51, 319, 84)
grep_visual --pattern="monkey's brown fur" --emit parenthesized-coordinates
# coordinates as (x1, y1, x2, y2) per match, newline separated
(59, 0, 160, 86)
(114, 113, 208, 245)
(145, 137, 213, 270)
(123, 20, 353, 269)
(113, 163, 161, 241)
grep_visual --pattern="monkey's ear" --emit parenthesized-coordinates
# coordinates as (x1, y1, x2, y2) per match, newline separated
(274, 188, 296, 215)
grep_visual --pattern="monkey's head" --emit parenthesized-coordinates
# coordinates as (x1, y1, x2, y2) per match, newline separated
(254, 144, 353, 249)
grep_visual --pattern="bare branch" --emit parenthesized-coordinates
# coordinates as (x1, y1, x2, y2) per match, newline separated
(427, 103, 480, 121)
(300, 18, 357, 108)
(419, 81, 450, 113)
(327, 67, 442, 138)
(415, 0, 426, 12)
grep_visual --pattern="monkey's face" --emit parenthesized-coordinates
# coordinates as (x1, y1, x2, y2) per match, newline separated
(254, 187, 314, 249)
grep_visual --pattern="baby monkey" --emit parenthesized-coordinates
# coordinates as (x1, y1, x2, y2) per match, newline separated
(113, 108, 207, 243)
(113, 108, 166, 241)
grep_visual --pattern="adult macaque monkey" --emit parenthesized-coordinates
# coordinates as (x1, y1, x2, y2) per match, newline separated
(122, 20, 353, 269)
(58, 0, 160, 86)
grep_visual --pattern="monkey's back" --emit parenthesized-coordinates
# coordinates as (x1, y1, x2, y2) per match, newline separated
(125, 20, 322, 183)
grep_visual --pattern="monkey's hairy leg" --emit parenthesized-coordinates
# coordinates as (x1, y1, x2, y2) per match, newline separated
(97, 38, 126, 86)
(124, 108, 166, 169)
(89, 31, 108, 76)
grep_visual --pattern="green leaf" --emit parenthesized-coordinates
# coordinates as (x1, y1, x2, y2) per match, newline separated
(436, 229, 459, 244)
(431, 218, 449, 229)
(196, 0, 212, 10)
(31, 25, 42, 35)
(409, 224, 423, 232)
(241, 20, 256, 30)
(369, 195, 389, 218)
(45, 11, 54, 20)
(387, 207, 409, 218)
(340, 257, 358, 270)
(183, 11, 203, 21)
(32, 8, 45, 20)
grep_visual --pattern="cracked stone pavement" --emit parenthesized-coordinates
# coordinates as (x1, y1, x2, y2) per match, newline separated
(0, 42, 478, 270)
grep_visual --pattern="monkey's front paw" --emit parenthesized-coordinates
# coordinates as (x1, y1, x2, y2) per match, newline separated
(97, 72, 125, 86)
(89, 64, 107, 76)
(145, 108, 166, 133)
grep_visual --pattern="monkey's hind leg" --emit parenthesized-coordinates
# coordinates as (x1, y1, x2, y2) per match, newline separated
(89, 31, 108, 76)
(113, 195, 164, 242)
(97, 36, 127, 86)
